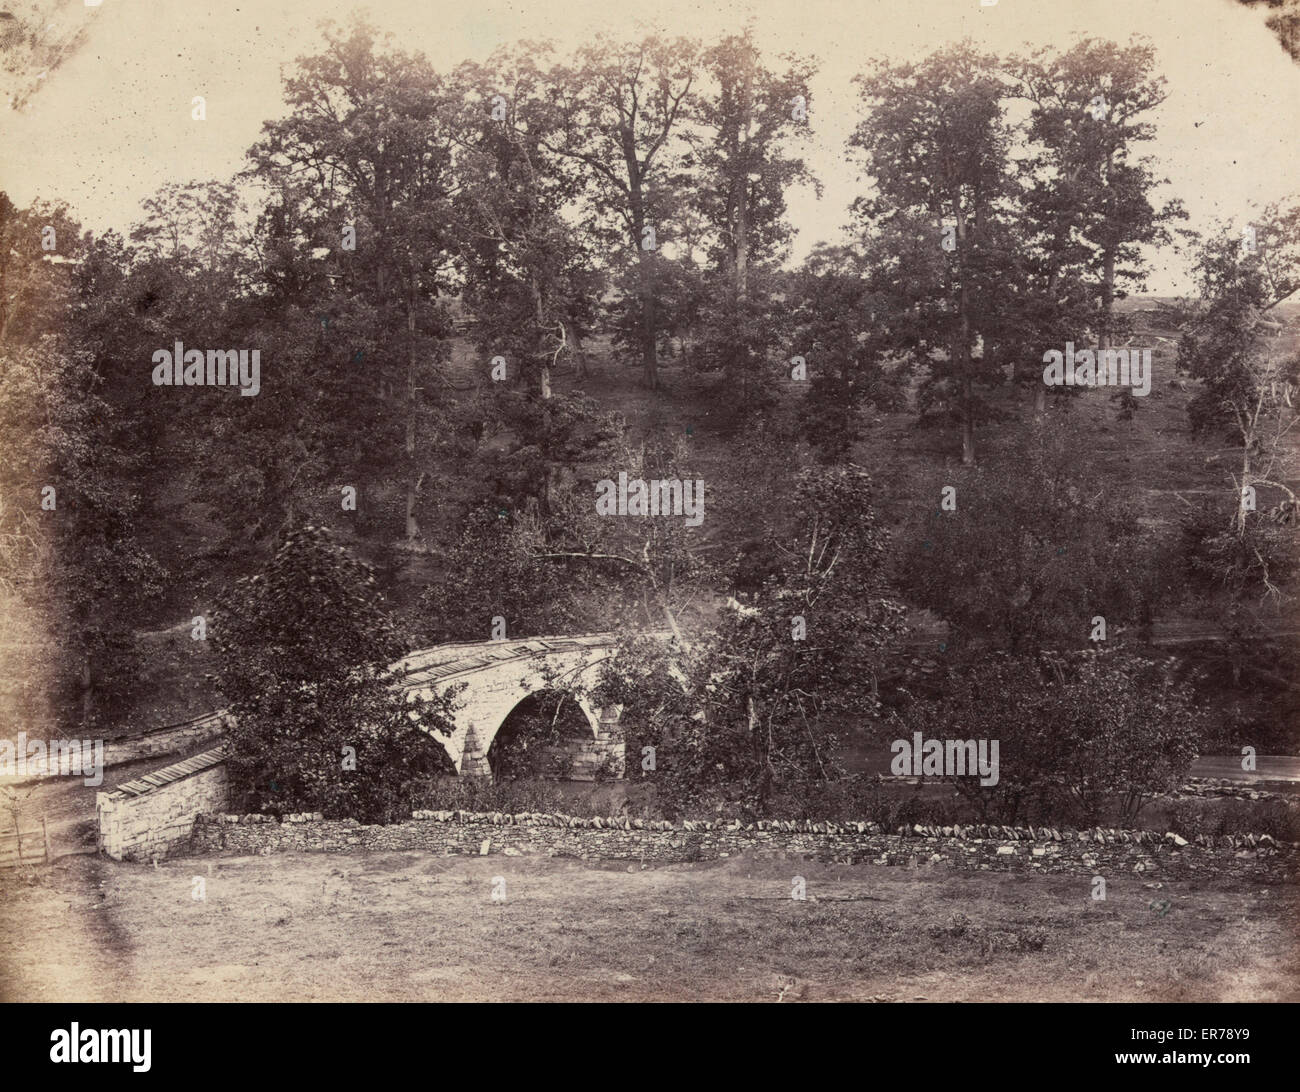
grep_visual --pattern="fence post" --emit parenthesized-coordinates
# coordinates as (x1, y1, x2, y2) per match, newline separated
(42, 815, 50, 864)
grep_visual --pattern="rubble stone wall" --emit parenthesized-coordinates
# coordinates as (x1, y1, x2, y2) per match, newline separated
(186, 810, 1298, 883)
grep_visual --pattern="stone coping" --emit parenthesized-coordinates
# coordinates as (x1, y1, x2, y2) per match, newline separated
(102, 746, 226, 800)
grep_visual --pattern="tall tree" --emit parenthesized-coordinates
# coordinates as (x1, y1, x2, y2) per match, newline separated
(0, 197, 164, 729)
(247, 19, 458, 544)
(1009, 38, 1184, 414)
(538, 35, 699, 390)
(851, 43, 1015, 465)
(1178, 202, 1300, 545)
(449, 52, 598, 402)
(690, 31, 817, 409)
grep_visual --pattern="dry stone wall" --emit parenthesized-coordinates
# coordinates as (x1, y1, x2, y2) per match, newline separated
(187, 810, 1298, 883)
(4, 711, 230, 785)
(96, 749, 1298, 881)
(108, 711, 232, 763)
(97, 749, 228, 861)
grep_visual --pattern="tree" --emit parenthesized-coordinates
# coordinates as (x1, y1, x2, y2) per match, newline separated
(1178, 202, 1300, 547)
(789, 244, 900, 461)
(415, 506, 593, 643)
(130, 181, 247, 277)
(246, 18, 458, 544)
(589, 465, 906, 817)
(213, 525, 459, 822)
(1008, 38, 1185, 415)
(0, 193, 80, 346)
(538, 34, 699, 389)
(690, 31, 817, 410)
(1237, 1, 1300, 63)
(0, 2, 90, 112)
(0, 196, 164, 730)
(450, 52, 600, 402)
(897, 423, 1154, 655)
(532, 431, 718, 635)
(851, 43, 1016, 465)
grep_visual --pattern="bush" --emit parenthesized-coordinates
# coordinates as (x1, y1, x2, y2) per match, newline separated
(1166, 797, 1300, 841)
(902, 650, 1206, 826)
(214, 525, 460, 823)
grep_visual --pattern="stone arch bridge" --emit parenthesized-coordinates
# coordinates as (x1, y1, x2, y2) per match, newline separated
(393, 633, 653, 778)
(190, 632, 671, 781)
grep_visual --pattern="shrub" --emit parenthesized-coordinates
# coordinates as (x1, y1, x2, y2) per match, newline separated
(903, 650, 1207, 825)
(213, 525, 460, 823)
(1166, 797, 1300, 841)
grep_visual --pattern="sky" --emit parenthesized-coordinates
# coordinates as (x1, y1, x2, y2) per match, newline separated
(1, 0, 1298, 294)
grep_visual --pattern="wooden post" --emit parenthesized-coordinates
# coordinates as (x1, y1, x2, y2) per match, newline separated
(42, 815, 50, 864)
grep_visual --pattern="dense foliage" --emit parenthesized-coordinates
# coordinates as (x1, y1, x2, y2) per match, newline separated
(213, 526, 459, 821)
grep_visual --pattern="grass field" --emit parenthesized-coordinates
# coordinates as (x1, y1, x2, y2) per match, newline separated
(2, 851, 1295, 1002)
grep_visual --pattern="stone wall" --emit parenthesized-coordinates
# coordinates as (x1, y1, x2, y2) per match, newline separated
(107, 711, 232, 764)
(1179, 777, 1295, 802)
(188, 810, 1298, 883)
(542, 712, 626, 781)
(97, 748, 228, 861)
(3, 711, 230, 785)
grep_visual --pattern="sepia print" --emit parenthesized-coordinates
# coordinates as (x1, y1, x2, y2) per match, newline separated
(0, 0, 1297, 1022)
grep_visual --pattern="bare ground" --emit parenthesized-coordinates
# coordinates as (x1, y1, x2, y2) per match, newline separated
(1, 851, 1295, 1003)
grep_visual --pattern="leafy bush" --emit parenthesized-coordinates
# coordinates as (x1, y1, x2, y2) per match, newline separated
(415, 775, 577, 816)
(591, 465, 907, 818)
(213, 525, 460, 823)
(1166, 797, 1300, 841)
(903, 650, 1207, 825)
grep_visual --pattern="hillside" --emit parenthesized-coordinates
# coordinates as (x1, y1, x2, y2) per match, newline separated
(40, 299, 1289, 754)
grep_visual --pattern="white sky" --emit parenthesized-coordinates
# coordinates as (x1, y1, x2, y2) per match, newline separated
(1, 0, 1297, 294)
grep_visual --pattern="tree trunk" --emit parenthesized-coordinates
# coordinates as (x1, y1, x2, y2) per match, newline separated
(404, 287, 420, 543)
(628, 170, 659, 390)
(1100, 248, 1115, 352)
(734, 74, 752, 409)
(1238, 445, 1252, 538)
(80, 652, 93, 730)
(734, 66, 751, 304)
(637, 245, 658, 390)
(563, 320, 589, 377)
(531, 277, 551, 400)
(1035, 246, 1066, 420)
(957, 241, 975, 466)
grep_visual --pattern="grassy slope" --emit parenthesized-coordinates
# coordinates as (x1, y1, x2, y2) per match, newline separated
(79, 302, 1300, 741)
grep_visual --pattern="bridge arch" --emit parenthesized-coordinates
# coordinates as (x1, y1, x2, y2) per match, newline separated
(487, 689, 607, 780)
(395, 635, 630, 778)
